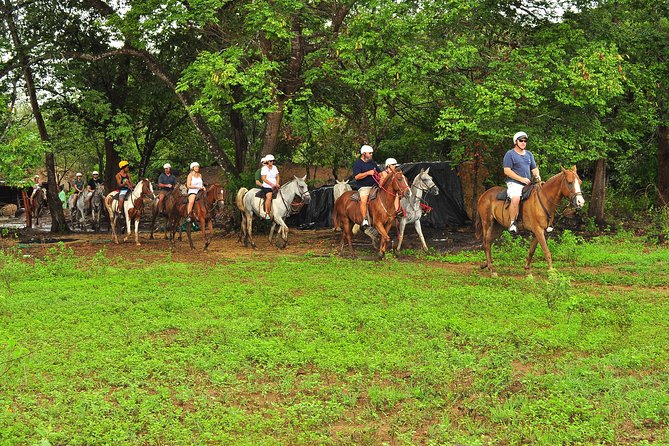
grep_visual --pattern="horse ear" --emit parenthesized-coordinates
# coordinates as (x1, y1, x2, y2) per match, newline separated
(301, 175, 307, 181)
(425, 167, 430, 175)
(561, 166, 567, 174)
(419, 168, 424, 174)
(571, 165, 577, 172)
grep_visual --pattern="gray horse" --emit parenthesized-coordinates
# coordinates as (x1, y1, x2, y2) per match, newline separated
(363, 168, 439, 251)
(70, 191, 88, 230)
(333, 179, 352, 203)
(236, 176, 311, 249)
(396, 168, 439, 251)
(90, 183, 106, 232)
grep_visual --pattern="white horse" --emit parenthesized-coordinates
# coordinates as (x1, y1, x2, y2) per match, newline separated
(103, 179, 155, 245)
(236, 176, 311, 249)
(333, 179, 352, 203)
(396, 168, 439, 251)
(69, 191, 87, 230)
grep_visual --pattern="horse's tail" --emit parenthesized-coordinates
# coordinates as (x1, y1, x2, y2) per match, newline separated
(235, 188, 248, 212)
(474, 211, 482, 240)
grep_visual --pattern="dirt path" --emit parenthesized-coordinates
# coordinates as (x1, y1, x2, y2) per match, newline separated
(1, 223, 480, 265)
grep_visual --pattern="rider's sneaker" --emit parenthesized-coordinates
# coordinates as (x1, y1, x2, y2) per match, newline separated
(508, 221, 518, 233)
(546, 226, 554, 233)
(265, 214, 271, 220)
(362, 219, 369, 227)
(186, 216, 191, 222)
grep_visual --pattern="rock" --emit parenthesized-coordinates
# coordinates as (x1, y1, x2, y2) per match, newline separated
(1, 204, 17, 217)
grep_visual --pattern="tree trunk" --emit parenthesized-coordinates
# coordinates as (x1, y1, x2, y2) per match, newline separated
(231, 107, 249, 173)
(658, 125, 669, 206)
(588, 158, 607, 227)
(2, 0, 69, 232)
(261, 105, 285, 157)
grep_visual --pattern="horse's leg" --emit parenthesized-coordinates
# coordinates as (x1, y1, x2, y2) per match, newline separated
(239, 212, 248, 246)
(134, 216, 141, 246)
(200, 214, 209, 251)
(245, 211, 256, 249)
(268, 221, 276, 244)
(149, 208, 158, 239)
(374, 222, 391, 258)
(396, 218, 407, 251)
(273, 214, 289, 248)
(123, 207, 131, 242)
(342, 218, 354, 256)
(415, 220, 428, 251)
(527, 229, 552, 273)
(206, 218, 214, 250)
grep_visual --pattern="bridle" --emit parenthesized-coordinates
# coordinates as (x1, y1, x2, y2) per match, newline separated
(535, 172, 584, 223)
(278, 179, 310, 212)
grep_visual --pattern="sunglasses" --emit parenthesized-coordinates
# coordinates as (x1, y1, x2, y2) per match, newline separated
(518, 139, 528, 143)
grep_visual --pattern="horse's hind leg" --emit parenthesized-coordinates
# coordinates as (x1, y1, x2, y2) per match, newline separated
(245, 211, 256, 249)
(415, 220, 428, 251)
(268, 222, 276, 244)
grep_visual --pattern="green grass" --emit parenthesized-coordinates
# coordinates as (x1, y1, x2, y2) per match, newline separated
(1, 236, 668, 445)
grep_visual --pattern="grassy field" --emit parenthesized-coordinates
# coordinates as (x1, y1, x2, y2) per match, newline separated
(1, 232, 668, 445)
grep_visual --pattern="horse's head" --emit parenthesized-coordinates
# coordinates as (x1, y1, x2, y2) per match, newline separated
(414, 168, 439, 196)
(95, 183, 106, 196)
(208, 183, 226, 208)
(389, 170, 411, 199)
(141, 178, 155, 200)
(294, 175, 311, 204)
(560, 166, 585, 209)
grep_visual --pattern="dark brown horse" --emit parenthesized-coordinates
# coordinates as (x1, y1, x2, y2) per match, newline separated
(475, 166, 585, 275)
(168, 183, 225, 251)
(31, 189, 47, 227)
(333, 170, 410, 258)
(150, 183, 186, 240)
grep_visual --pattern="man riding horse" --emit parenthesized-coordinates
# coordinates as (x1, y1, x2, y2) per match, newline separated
(352, 144, 381, 228)
(86, 171, 103, 212)
(504, 131, 552, 233)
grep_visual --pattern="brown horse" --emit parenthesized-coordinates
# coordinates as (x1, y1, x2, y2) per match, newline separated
(475, 166, 585, 275)
(150, 183, 187, 240)
(168, 183, 225, 251)
(31, 188, 47, 227)
(333, 170, 410, 258)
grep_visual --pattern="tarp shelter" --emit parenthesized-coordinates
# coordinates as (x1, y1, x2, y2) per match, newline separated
(287, 161, 469, 229)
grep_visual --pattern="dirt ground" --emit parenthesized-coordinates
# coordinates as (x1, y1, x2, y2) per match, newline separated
(0, 212, 480, 264)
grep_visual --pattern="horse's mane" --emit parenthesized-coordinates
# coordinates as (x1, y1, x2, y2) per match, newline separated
(379, 170, 399, 189)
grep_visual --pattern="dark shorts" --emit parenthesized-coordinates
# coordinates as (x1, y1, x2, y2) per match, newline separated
(259, 187, 273, 197)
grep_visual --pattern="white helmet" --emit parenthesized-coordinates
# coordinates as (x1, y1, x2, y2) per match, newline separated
(34, 174, 40, 179)
(163, 163, 171, 169)
(260, 156, 267, 164)
(385, 158, 398, 168)
(360, 144, 373, 154)
(190, 162, 200, 169)
(265, 154, 275, 161)
(92, 171, 99, 175)
(76, 172, 82, 177)
(513, 131, 528, 143)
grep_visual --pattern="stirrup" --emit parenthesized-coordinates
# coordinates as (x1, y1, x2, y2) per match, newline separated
(546, 226, 554, 233)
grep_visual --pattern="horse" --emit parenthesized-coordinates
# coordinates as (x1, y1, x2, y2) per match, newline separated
(70, 191, 88, 230)
(90, 183, 106, 232)
(30, 188, 47, 227)
(149, 183, 187, 241)
(167, 183, 225, 251)
(103, 179, 155, 245)
(333, 170, 411, 258)
(236, 176, 311, 249)
(475, 166, 585, 275)
(396, 168, 440, 251)
(333, 179, 352, 203)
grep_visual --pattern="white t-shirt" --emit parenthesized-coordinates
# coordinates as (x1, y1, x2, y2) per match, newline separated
(261, 165, 279, 189)
(188, 175, 203, 195)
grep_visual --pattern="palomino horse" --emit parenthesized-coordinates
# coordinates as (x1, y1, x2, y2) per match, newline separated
(333, 170, 410, 258)
(90, 183, 106, 232)
(475, 166, 585, 275)
(167, 183, 225, 251)
(236, 176, 311, 249)
(103, 179, 155, 245)
(397, 168, 439, 251)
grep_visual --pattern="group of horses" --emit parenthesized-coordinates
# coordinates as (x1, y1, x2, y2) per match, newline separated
(331, 165, 584, 275)
(27, 165, 585, 275)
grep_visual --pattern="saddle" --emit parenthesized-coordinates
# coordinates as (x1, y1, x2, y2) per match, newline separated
(349, 186, 379, 202)
(181, 189, 205, 204)
(255, 189, 278, 200)
(496, 183, 535, 202)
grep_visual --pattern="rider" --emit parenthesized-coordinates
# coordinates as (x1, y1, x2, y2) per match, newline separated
(186, 162, 205, 222)
(29, 174, 44, 209)
(255, 156, 267, 188)
(85, 171, 103, 210)
(260, 154, 280, 220)
(71, 173, 85, 209)
(503, 131, 549, 233)
(353, 144, 381, 227)
(157, 163, 178, 215)
(380, 158, 401, 216)
(115, 160, 134, 214)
